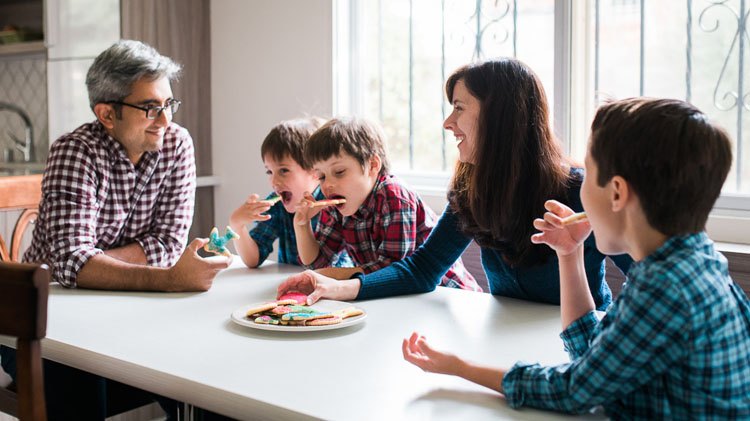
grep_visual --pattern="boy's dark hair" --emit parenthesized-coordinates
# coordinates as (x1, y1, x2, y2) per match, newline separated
(590, 97, 732, 235)
(305, 117, 390, 177)
(260, 117, 325, 170)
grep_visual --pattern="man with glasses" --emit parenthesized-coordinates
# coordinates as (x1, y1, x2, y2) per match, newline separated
(1, 40, 231, 419)
(25, 39, 230, 292)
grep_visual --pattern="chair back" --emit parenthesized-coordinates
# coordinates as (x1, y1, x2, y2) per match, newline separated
(0, 175, 42, 262)
(0, 262, 49, 421)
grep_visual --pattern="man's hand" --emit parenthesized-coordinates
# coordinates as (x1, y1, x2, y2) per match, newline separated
(293, 192, 323, 226)
(165, 238, 232, 291)
(402, 332, 462, 376)
(531, 200, 592, 257)
(229, 194, 273, 231)
(276, 270, 359, 304)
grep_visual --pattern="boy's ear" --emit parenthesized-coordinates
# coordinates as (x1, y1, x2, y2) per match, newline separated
(368, 155, 382, 177)
(94, 103, 117, 130)
(609, 175, 629, 212)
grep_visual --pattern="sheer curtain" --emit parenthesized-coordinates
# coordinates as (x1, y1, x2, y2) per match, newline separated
(121, 0, 214, 239)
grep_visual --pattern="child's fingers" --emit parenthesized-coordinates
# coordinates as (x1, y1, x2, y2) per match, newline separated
(530, 232, 546, 244)
(416, 336, 437, 357)
(533, 217, 555, 231)
(543, 211, 565, 228)
(544, 200, 573, 216)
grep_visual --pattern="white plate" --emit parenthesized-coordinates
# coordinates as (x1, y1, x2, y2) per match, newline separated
(230, 299, 367, 332)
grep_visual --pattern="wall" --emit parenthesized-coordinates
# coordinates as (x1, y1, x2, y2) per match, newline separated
(210, 0, 333, 230)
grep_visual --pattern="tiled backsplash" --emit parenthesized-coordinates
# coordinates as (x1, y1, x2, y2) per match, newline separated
(0, 54, 48, 163)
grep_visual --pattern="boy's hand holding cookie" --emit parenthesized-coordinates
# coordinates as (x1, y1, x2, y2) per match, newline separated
(230, 194, 274, 231)
(531, 200, 592, 257)
(293, 191, 324, 226)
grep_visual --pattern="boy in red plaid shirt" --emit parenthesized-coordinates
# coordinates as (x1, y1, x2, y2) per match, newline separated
(293, 117, 479, 291)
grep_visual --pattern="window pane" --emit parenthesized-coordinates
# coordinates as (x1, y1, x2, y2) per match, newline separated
(359, 0, 555, 173)
(590, 0, 749, 193)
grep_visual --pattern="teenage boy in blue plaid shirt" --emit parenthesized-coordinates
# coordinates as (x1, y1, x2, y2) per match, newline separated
(402, 97, 750, 419)
(229, 118, 351, 268)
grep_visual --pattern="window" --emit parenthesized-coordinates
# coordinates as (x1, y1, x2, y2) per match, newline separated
(335, 0, 750, 241)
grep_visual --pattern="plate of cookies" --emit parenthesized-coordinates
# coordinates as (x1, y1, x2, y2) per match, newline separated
(230, 292, 366, 332)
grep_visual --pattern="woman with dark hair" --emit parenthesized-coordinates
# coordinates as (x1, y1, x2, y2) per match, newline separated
(277, 57, 630, 308)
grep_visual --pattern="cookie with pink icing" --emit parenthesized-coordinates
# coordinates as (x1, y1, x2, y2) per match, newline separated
(254, 315, 279, 325)
(269, 306, 294, 315)
(279, 292, 308, 305)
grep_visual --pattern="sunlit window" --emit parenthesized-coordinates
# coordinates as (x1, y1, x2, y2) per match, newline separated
(336, 0, 750, 198)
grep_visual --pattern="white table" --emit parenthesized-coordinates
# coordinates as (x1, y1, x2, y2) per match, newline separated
(1, 260, 607, 420)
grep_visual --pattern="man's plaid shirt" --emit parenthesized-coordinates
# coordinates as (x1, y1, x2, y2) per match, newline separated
(306, 175, 479, 291)
(503, 232, 750, 419)
(24, 120, 196, 287)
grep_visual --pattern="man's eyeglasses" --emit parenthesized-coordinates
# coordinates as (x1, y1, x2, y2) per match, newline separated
(107, 100, 181, 119)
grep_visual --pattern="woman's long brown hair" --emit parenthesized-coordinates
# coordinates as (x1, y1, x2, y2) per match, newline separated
(447, 58, 569, 266)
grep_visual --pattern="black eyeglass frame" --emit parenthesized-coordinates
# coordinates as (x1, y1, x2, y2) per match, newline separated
(106, 100, 182, 119)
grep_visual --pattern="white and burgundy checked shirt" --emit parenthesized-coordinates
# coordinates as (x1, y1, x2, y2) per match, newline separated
(23, 120, 196, 287)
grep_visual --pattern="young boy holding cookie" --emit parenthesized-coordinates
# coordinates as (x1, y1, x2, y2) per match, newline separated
(402, 98, 750, 418)
(293, 116, 479, 291)
(230, 118, 351, 268)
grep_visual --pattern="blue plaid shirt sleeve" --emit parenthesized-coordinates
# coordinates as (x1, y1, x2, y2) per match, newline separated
(559, 311, 599, 359)
(248, 197, 282, 265)
(503, 271, 690, 414)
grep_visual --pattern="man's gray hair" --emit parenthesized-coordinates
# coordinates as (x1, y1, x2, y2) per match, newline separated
(86, 40, 182, 110)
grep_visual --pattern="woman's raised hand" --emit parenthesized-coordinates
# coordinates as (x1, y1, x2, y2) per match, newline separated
(531, 200, 592, 257)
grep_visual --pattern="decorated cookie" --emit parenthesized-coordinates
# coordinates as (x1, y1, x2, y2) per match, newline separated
(279, 292, 308, 305)
(274, 299, 298, 306)
(310, 198, 346, 207)
(306, 316, 343, 326)
(204, 226, 240, 257)
(281, 312, 334, 321)
(254, 315, 279, 325)
(245, 301, 278, 317)
(332, 307, 364, 319)
(269, 306, 294, 315)
(287, 305, 317, 313)
(263, 194, 282, 205)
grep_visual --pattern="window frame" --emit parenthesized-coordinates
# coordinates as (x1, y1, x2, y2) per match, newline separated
(333, 0, 750, 244)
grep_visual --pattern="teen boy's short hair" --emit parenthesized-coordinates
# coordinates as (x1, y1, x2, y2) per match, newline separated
(305, 117, 391, 177)
(590, 97, 732, 235)
(260, 117, 324, 170)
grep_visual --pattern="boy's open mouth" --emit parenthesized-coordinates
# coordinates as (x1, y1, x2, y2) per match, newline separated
(279, 191, 292, 204)
(329, 195, 346, 210)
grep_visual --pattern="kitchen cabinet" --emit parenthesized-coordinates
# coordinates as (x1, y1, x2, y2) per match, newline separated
(0, 0, 120, 148)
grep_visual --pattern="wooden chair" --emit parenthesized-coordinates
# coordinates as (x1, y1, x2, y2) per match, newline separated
(0, 175, 42, 262)
(0, 262, 50, 420)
